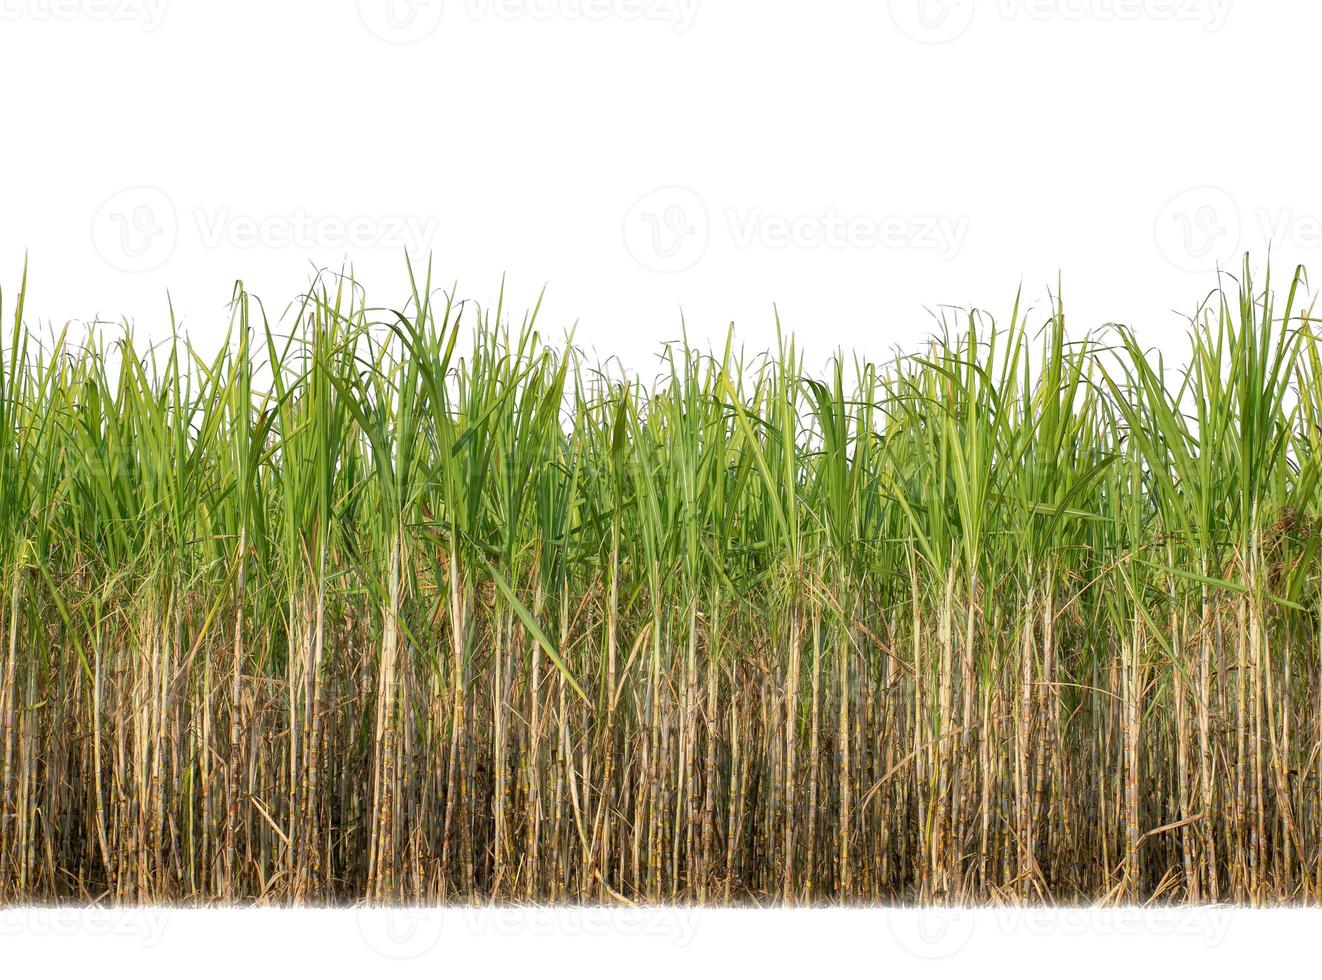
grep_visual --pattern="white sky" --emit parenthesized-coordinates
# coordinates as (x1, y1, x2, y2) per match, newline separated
(1, 1, 1314, 375)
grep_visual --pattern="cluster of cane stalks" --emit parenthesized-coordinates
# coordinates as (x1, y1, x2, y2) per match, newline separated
(1, 259, 1320, 906)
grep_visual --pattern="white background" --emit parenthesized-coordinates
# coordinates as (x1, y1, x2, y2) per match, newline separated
(0, 906, 1310, 976)
(2, 0, 1319, 972)
(3, 1, 1319, 372)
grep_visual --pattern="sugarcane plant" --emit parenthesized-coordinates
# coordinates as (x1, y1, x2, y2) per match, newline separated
(0, 257, 1319, 905)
